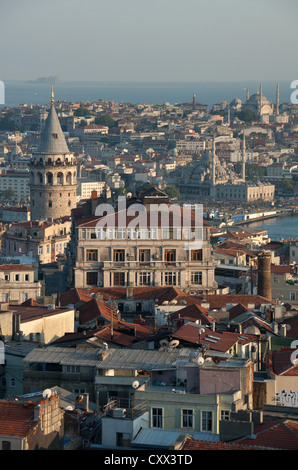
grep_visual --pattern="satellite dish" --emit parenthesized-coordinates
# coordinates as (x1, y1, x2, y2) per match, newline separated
(76, 394, 84, 403)
(65, 405, 75, 411)
(159, 339, 169, 347)
(132, 380, 140, 389)
(42, 389, 52, 399)
(169, 340, 180, 348)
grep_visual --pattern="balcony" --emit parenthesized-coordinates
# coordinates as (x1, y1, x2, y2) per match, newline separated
(102, 261, 186, 270)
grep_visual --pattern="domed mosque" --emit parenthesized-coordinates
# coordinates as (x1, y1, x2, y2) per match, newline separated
(242, 82, 276, 117)
(179, 133, 275, 202)
(179, 135, 245, 199)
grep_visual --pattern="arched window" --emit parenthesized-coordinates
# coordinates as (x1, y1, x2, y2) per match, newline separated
(68, 200, 71, 207)
(57, 172, 63, 184)
(37, 171, 43, 184)
(48, 158, 52, 164)
(46, 172, 53, 185)
(66, 172, 72, 185)
(49, 200, 52, 208)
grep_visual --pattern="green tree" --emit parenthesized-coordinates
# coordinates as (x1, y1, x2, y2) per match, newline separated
(282, 175, 294, 192)
(1, 188, 15, 200)
(73, 107, 91, 117)
(165, 186, 180, 199)
(94, 114, 116, 129)
(236, 109, 257, 123)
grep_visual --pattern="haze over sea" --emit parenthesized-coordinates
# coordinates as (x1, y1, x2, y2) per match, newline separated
(2, 80, 293, 108)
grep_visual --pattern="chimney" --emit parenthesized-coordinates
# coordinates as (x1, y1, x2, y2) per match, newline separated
(280, 324, 287, 337)
(257, 251, 272, 301)
(126, 286, 134, 299)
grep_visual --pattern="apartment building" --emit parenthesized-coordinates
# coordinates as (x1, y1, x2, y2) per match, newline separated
(2, 217, 72, 264)
(0, 264, 43, 303)
(0, 170, 30, 202)
(70, 185, 218, 294)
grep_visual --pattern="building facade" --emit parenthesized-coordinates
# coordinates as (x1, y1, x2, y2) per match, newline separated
(71, 186, 218, 294)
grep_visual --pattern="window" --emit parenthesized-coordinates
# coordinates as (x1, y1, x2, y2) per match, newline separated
(10, 378, 16, 388)
(191, 271, 202, 285)
(49, 200, 52, 208)
(182, 409, 194, 429)
(191, 249, 203, 261)
(201, 411, 212, 432)
(38, 246, 43, 255)
(139, 272, 151, 286)
(220, 410, 230, 421)
(66, 365, 80, 374)
(113, 249, 125, 262)
(164, 272, 176, 286)
(139, 249, 150, 263)
(165, 249, 176, 264)
(4, 274, 9, 281)
(290, 292, 296, 301)
(2, 441, 11, 450)
(15, 274, 19, 282)
(73, 388, 86, 394)
(113, 272, 125, 286)
(86, 271, 98, 286)
(152, 408, 163, 428)
(86, 249, 98, 261)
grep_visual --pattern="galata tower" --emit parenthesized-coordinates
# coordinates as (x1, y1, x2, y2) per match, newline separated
(29, 87, 77, 220)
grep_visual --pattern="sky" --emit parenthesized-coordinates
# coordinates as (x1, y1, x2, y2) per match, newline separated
(1, 0, 297, 82)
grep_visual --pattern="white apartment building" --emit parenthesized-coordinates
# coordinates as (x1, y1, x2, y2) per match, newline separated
(76, 179, 107, 201)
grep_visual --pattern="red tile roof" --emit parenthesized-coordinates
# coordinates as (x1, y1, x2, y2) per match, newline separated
(183, 437, 265, 450)
(268, 348, 298, 376)
(0, 264, 35, 271)
(77, 297, 118, 325)
(0, 401, 37, 438)
(59, 288, 92, 306)
(228, 303, 254, 320)
(169, 303, 213, 326)
(235, 419, 298, 450)
(172, 324, 250, 352)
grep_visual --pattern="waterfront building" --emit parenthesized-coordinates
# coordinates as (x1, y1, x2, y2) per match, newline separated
(178, 134, 275, 202)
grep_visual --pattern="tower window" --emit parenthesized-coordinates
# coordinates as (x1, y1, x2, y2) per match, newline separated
(49, 200, 52, 208)
(52, 133, 58, 139)
(68, 200, 71, 206)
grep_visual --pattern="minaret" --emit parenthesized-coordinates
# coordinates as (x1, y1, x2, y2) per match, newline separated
(227, 106, 230, 126)
(259, 82, 263, 115)
(246, 88, 250, 102)
(212, 136, 216, 187)
(29, 87, 78, 221)
(193, 93, 196, 110)
(276, 81, 279, 115)
(242, 131, 246, 181)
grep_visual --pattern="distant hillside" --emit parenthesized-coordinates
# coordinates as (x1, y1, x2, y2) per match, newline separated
(27, 76, 62, 84)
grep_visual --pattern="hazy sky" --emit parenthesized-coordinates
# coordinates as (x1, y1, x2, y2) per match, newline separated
(1, 0, 297, 82)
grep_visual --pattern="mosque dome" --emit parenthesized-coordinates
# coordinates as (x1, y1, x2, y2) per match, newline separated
(248, 93, 271, 105)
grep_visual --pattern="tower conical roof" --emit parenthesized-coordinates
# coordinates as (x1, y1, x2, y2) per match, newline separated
(37, 94, 70, 154)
